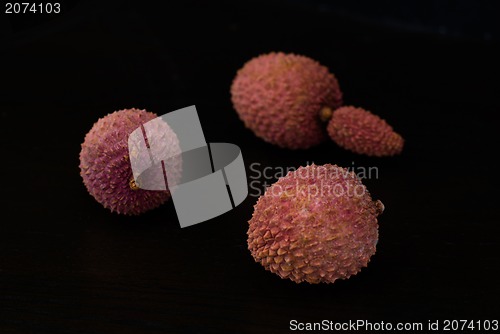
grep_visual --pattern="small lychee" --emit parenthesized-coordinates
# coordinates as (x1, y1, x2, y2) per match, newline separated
(231, 52, 343, 149)
(327, 106, 404, 157)
(247, 164, 383, 284)
(79, 108, 180, 215)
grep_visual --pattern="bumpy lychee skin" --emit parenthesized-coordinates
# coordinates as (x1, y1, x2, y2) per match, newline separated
(247, 164, 383, 284)
(231, 52, 343, 149)
(79, 108, 179, 215)
(327, 106, 404, 157)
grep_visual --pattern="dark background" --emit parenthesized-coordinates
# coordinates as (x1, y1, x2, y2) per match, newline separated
(1, 1, 499, 333)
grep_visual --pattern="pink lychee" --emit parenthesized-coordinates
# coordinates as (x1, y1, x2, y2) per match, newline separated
(79, 108, 180, 215)
(327, 106, 404, 157)
(231, 52, 343, 149)
(247, 164, 383, 284)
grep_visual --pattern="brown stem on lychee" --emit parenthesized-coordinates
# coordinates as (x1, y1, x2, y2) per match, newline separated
(375, 200, 385, 216)
(129, 178, 140, 190)
(319, 106, 333, 122)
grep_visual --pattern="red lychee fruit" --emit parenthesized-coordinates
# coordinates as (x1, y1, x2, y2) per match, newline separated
(79, 108, 180, 215)
(327, 106, 404, 157)
(231, 52, 343, 149)
(247, 164, 383, 284)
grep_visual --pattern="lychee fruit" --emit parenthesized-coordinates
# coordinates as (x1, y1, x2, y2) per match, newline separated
(79, 108, 181, 215)
(247, 164, 383, 284)
(327, 106, 404, 157)
(231, 52, 343, 149)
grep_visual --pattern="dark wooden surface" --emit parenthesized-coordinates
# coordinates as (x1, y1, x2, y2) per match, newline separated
(1, 1, 499, 333)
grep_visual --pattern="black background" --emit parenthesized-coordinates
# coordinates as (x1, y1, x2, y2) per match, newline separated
(1, 1, 499, 333)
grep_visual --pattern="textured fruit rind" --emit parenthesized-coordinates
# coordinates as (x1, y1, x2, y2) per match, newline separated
(231, 52, 343, 149)
(247, 164, 382, 284)
(327, 106, 404, 157)
(79, 108, 180, 215)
